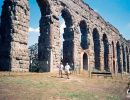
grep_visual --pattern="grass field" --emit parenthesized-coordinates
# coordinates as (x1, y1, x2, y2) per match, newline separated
(0, 72, 129, 100)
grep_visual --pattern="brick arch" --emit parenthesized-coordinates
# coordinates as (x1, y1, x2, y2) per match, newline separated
(116, 41, 122, 73)
(83, 52, 88, 70)
(58, 8, 75, 68)
(36, 0, 51, 16)
(80, 51, 89, 71)
(102, 34, 109, 71)
(60, 8, 73, 28)
(91, 25, 101, 36)
(79, 20, 88, 49)
(92, 28, 101, 70)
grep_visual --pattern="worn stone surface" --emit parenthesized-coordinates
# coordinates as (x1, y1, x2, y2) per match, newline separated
(0, 0, 130, 73)
(0, 0, 29, 71)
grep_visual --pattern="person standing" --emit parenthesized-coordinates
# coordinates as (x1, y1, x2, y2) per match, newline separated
(58, 63, 64, 78)
(65, 63, 71, 79)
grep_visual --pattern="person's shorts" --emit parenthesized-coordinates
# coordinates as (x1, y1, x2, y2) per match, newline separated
(65, 70, 70, 74)
(59, 70, 63, 72)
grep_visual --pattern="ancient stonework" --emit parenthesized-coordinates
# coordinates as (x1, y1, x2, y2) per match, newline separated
(0, 0, 29, 71)
(0, 0, 130, 74)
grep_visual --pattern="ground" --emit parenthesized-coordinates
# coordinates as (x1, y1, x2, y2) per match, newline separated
(0, 72, 129, 100)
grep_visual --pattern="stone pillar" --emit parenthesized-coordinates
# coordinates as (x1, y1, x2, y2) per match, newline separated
(89, 30, 95, 71)
(124, 48, 127, 72)
(73, 27, 80, 71)
(73, 25, 85, 72)
(38, 15, 53, 72)
(50, 16, 62, 72)
(111, 45, 114, 73)
(0, 0, 29, 71)
(111, 43, 116, 74)
(100, 42, 104, 71)
(109, 45, 112, 72)
(115, 44, 118, 75)
(125, 50, 128, 72)
(120, 47, 123, 73)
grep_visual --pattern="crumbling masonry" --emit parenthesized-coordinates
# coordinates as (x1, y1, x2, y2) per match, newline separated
(0, 0, 130, 74)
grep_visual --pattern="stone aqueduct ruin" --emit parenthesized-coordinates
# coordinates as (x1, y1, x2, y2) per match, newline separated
(0, 0, 130, 74)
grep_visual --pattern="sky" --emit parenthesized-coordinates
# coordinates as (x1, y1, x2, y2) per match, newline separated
(0, 0, 130, 46)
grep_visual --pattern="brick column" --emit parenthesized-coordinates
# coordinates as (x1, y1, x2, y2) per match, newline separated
(120, 47, 123, 73)
(100, 41, 104, 71)
(109, 44, 113, 72)
(0, 0, 29, 71)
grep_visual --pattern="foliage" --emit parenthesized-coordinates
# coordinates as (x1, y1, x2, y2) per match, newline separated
(28, 43, 39, 72)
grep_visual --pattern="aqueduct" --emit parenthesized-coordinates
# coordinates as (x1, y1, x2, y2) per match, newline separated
(0, 0, 130, 74)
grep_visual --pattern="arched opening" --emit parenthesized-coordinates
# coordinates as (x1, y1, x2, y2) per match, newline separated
(122, 45, 126, 72)
(28, 0, 40, 72)
(102, 34, 109, 71)
(79, 20, 88, 49)
(58, 9, 73, 64)
(83, 53, 88, 70)
(116, 42, 122, 73)
(36, 0, 52, 72)
(112, 41, 115, 73)
(92, 28, 100, 70)
(61, 9, 73, 28)
(126, 47, 129, 73)
(28, 0, 51, 72)
(59, 14, 65, 63)
(60, 9, 74, 69)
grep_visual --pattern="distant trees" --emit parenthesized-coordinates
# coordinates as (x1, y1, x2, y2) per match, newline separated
(28, 43, 64, 72)
(28, 43, 39, 72)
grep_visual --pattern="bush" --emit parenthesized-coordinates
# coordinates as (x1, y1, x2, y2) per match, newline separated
(29, 64, 39, 72)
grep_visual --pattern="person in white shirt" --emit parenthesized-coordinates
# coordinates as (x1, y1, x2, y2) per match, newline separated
(65, 63, 71, 79)
(57, 63, 64, 78)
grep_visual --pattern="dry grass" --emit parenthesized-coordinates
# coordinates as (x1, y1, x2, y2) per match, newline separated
(0, 72, 129, 100)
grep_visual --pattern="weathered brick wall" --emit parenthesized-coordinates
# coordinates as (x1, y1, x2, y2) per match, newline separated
(0, 0, 29, 71)
(37, 0, 130, 73)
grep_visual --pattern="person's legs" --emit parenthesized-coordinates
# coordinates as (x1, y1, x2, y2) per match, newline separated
(59, 70, 61, 77)
(59, 70, 60, 77)
(61, 70, 63, 78)
(67, 71, 69, 79)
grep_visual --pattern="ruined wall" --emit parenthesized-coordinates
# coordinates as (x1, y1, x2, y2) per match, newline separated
(36, 0, 130, 73)
(0, 0, 130, 73)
